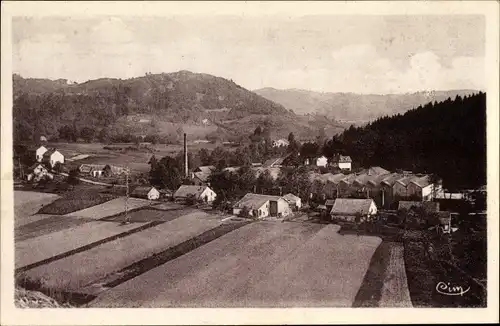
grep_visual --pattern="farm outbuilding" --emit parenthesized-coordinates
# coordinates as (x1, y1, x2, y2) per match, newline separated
(130, 186, 160, 200)
(283, 193, 302, 210)
(232, 193, 292, 219)
(330, 198, 377, 223)
(173, 185, 217, 204)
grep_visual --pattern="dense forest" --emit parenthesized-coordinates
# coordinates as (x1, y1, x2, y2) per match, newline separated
(323, 92, 487, 190)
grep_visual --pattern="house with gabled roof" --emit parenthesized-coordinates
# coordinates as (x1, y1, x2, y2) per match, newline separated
(173, 185, 217, 204)
(36, 145, 48, 162)
(232, 193, 291, 218)
(331, 155, 352, 171)
(283, 193, 302, 210)
(42, 148, 64, 168)
(330, 198, 377, 223)
(131, 186, 160, 200)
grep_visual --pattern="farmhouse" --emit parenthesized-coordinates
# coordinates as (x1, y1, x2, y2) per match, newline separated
(330, 198, 377, 223)
(26, 163, 50, 181)
(331, 155, 352, 171)
(131, 186, 160, 200)
(42, 149, 65, 168)
(232, 193, 292, 218)
(173, 185, 217, 204)
(282, 193, 302, 210)
(36, 145, 48, 162)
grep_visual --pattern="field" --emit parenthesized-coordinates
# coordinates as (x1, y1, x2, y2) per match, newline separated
(14, 191, 61, 227)
(50, 141, 224, 173)
(89, 222, 382, 307)
(65, 197, 154, 219)
(16, 220, 148, 270)
(38, 189, 116, 215)
(20, 211, 222, 292)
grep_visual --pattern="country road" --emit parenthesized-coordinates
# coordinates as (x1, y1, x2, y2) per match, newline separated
(58, 173, 126, 187)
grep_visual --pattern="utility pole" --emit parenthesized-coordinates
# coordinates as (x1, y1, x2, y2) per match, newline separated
(18, 157, 24, 180)
(123, 166, 130, 225)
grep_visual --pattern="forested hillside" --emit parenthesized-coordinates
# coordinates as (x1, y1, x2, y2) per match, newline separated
(325, 93, 486, 190)
(13, 72, 342, 143)
(255, 87, 477, 123)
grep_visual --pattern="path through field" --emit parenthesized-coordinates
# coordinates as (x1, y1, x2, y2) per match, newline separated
(379, 243, 412, 307)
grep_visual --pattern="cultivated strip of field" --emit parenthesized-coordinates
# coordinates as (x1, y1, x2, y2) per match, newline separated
(14, 191, 61, 225)
(15, 221, 149, 270)
(15, 215, 95, 242)
(65, 197, 153, 219)
(150, 202, 186, 211)
(248, 225, 381, 307)
(88, 222, 346, 308)
(21, 211, 221, 293)
(379, 244, 412, 307)
(38, 191, 116, 215)
(352, 241, 392, 307)
(101, 207, 195, 223)
(15, 214, 55, 230)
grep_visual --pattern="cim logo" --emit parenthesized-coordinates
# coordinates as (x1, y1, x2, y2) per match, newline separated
(436, 282, 471, 296)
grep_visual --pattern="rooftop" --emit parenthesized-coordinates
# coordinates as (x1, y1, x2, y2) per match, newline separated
(330, 198, 375, 216)
(234, 193, 284, 210)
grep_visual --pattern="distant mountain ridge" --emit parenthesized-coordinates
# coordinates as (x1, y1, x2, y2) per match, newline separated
(13, 72, 345, 142)
(254, 87, 479, 123)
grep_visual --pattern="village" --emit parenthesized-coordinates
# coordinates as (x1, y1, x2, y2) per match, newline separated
(18, 133, 484, 233)
(13, 127, 488, 310)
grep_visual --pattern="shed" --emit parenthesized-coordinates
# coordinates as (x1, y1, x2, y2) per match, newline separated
(131, 186, 160, 200)
(173, 185, 217, 204)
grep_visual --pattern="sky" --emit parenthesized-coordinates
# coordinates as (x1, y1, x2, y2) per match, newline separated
(12, 15, 485, 94)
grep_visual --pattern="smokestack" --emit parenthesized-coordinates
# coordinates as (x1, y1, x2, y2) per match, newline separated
(184, 133, 188, 178)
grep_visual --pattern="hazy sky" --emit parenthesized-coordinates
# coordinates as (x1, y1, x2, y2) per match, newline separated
(12, 15, 485, 94)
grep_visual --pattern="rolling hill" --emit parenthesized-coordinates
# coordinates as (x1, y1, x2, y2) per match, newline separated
(13, 72, 345, 143)
(254, 87, 479, 123)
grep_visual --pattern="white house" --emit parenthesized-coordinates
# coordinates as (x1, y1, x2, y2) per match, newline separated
(282, 193, 302, 210)
(332, 155, 352, 171)
(272, 139, 290, 148)
(174, 185, 217, 204)
(36, 146, 48, 162)
(316, 155, 328, 167)
(232, 193, 292, 218)
(131, 186, 160, 200)
(330, 198, 377, 223)
(304, 155, 328, 167)
(42, 149, 65, 168)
